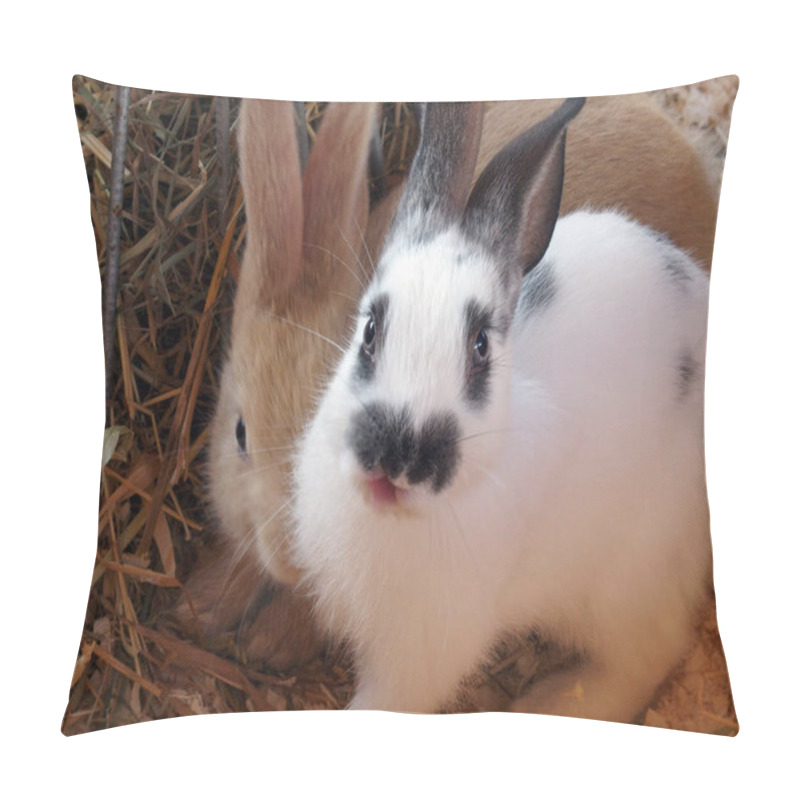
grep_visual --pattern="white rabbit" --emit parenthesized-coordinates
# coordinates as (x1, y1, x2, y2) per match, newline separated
(291, 99, 713, 722)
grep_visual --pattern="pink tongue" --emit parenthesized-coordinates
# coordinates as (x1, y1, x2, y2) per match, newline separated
(368, 475, 398, 505)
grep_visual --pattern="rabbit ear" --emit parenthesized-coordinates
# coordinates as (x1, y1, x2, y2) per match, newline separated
(236, 99, 304, 310)
(300, 103, 376, 296)
(464, 97, 585, 280)
(389, 102, 484, 242)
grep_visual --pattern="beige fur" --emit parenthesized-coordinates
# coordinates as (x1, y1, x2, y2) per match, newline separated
(172, 101, 376, 666)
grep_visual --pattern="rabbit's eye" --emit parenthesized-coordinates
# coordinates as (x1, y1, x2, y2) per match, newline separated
(356, 296, 386, 379)
(362, 315, 376, 356)
(235, 416, 247, 456)
(472, 329, 489, 367)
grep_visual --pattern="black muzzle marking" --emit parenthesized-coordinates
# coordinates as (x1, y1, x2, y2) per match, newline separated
(347, 401, 462, 493)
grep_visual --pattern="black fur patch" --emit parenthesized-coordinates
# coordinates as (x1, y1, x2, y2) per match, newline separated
(346, 402, 462, 493)
(663, 251, 693, 288)
(649, 231, 695, 291)
(677, 350, 700, 399)
(408, 413, 462, 492)
(348, 402, 414, 478)
(353, 293, 389, 384)
(517, 259, 556, 319)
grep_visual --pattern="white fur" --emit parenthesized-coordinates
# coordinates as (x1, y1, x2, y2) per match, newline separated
(292, 209, 711, 720)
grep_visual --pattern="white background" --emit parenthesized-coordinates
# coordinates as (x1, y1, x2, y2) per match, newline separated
(3, 1, 796, 796)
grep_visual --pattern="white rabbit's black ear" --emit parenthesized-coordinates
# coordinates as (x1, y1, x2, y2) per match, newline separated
(389, 102, 484, 242)
(463, 97, 585, 280)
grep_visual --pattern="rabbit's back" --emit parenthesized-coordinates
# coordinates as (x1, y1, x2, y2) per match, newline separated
(499, 209, 711, 641)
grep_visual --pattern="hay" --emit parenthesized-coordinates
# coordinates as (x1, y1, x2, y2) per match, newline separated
(63, 77, 736, 735)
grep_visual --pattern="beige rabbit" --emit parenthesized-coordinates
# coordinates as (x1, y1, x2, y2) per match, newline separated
(179, 84, 728, 675)
(172, 100, 376, 669)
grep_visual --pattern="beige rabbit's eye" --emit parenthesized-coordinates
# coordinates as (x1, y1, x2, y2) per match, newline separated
(235, 416, 247, 456)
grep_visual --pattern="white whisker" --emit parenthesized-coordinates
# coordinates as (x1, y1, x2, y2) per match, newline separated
(339, 217, 375, 287)
(304, 240, 368, 294)
(442, 495, 480, 574)
(263, 309, 347, 355)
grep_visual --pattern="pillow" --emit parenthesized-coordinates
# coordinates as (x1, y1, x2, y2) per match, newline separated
(64, 75, 738, 735)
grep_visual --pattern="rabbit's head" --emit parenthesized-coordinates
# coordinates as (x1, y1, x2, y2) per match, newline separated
(309, 100, 585, 513)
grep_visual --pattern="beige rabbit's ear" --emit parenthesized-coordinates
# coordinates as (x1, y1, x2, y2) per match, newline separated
(364, 184, 402, 265)
(236, 99, 304, 310)
(300, 103, 376, 297)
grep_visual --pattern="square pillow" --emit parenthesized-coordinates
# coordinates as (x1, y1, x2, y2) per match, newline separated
(64, 75, 738, 734)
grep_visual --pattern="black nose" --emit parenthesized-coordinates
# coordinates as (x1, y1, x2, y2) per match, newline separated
(346, 402, 461, 493)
